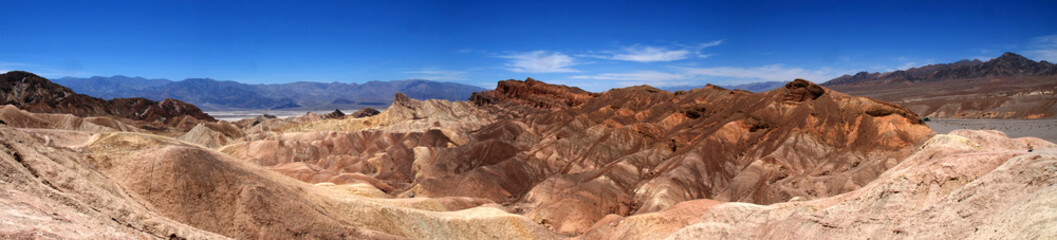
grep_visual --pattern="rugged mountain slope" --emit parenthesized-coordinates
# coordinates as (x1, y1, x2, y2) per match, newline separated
(1, 71, 216, 125)
(585, 130, 1057, 239)
(821, 53, 1057, 119)
(55, 75, 487, 110)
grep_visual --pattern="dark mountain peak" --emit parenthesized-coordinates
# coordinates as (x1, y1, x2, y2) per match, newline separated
(393, 92, 413, 106)
(989, 52, 1032, 65)
(350, 107, 380, 118)
(702, 83, 726, 90)
(3, 70, 46, 81)
(146, 98, 216, 122)
(824, 52, 1056, 86)
(322, 109, 345, 119)
(781, 79, 826, 101)
(1, 71, 77, 94)
(951, 59, 983, 66)
(998, 51, 1025, 59)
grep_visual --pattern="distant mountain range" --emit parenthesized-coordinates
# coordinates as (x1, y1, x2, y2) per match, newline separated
(821, 52, 1057, 119)
(1, 71, 215, 124)
(661, 81, 787, 93)
(823, 52, 1057, 86)
(52, 77, 487, 111)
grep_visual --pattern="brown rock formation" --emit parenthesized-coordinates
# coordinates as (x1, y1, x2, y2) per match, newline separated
(470, 78, 598, 110)
(323, 109, 346, 119)
(351, 107, 381, 118)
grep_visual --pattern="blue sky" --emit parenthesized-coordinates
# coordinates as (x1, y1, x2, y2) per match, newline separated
(1, 1, 1055, 91)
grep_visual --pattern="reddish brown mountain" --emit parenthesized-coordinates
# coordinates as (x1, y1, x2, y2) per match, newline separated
(470, 77, 598, 109)
(1, 71, 216, 123)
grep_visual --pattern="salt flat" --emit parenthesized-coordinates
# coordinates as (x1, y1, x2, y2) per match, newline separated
(207, 109, 361, 122)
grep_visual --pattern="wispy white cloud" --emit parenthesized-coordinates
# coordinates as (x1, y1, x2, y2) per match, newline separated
(885, 56, 938, 72)
(500, 51, 579, 73)
(971, 56, 992, 61)
(571, 70, 685, 81)
(0, 61, 94, 77)
(609, 46, 693, 62)
(697, 40, 724, 48)
(569, 64, 844, 88)
(896, 61, 918, 70)
(570, 70, 689, 87)
(1025, 34, 1057, 62)
(403, 69, 467, 81)
(0, 61, 33, 72)
(588, 40, 723, 63)
(678, 64, 843, 83)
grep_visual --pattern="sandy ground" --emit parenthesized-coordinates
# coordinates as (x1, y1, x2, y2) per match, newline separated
(927, 118, 1057, 142)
